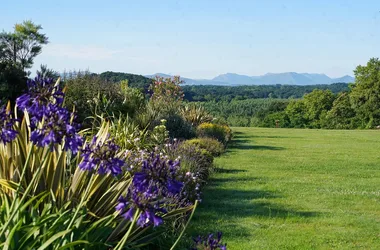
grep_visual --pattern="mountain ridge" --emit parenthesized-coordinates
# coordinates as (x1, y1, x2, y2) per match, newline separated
(146, 72, 355, 86)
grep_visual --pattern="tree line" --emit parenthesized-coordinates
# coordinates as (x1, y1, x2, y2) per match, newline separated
(194, 58, 380, 129)
(182, 82, 349, 102)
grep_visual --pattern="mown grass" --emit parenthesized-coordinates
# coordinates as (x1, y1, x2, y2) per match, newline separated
(186, 127, 380, 249)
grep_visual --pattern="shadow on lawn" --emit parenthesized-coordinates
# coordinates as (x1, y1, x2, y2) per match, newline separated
(192, 187, 320, 238)
(229, 136, 285, 151)
(250, 135, 303, 139)
(214, 168, 247, 174)
(199, 188, 318, 219)
(210, 176, 267, 186)
(232, 144, 285, 150)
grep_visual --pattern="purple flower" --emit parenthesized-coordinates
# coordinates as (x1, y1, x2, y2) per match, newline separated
(192, 232, 227, 250)
(0, 103, 18, 144)
(133, 153, 183, 196)
(167, 179, 184, 194)
(116, 196, 129, 212)
(16, 76, 64, 119)
(13, 75, 82, 153)
(29, 103, 83, 153)
(79, 137, 124, 176)
(116, 152, 186, 228)
(122, 207, 135, 221)
(137, 211, 148, 227)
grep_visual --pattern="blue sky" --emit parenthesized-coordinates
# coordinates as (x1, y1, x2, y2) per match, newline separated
(2, 0, 380, 78)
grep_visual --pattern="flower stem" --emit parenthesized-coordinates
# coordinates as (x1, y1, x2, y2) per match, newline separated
(170, 200, 199, 250)
(115, 209, 140, 250)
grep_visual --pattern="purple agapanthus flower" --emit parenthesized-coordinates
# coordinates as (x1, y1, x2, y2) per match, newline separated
(29, 103, 83, 153)
(192, 232, 227, 250)
(0, 103, 18, 144)
(79, 136, 125, 176)
(16, 75, 64, 122)
(116, 152, 185, 228)
(132, 153, 183, 197)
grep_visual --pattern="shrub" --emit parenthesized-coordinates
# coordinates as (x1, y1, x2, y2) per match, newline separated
(183, 138, 224, 157)
(110, 115, 169, 151)
(64, 74, 145, 126)
(0, 61, 27, 104)
(180, 104, 213, 127)
(149, 76, 184, 115)
(0, 76, 197, 249)
(163, 113, 196, 139)
(196, 122, 232, 144)
(164, 141, 214, 186)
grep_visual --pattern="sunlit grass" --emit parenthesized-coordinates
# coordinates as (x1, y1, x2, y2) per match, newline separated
(187, 127, 380, 249)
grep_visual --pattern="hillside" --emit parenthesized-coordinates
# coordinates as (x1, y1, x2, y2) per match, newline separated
(148, 72, 355, 86)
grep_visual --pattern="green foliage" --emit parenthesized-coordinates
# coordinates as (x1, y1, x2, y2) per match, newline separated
(180, 104, 213, 127)
(0, 61, 27, 103)
(196, 123, 232, 145)
(0, 192, 91, 249)
(350, 58, 380, 128)
(199, 98, 289, 127)
(303, 89, 335, 128)
(251, 100, 289, 127)
(166, 142, 214, 183)
(183, 138, 225, 157)
(285, 100, 309, 128)
(149, 76, 184, 115)
(36, 64, 60, 81)
(110, 116, 169, 150)
(98, 71, 153, 91)
(259, 111, 290, 128)
(192, 59, 380, 130)
(324, 93, 356, 129)
(64, 74, 145, 125)
(282, 90, 335, 128)
(0, 111, 195, 249)
(0, 20, 48, 70)
(145, 76, 196, 140)
(162, 113, 195, 140)
(183, 83, 349, 102)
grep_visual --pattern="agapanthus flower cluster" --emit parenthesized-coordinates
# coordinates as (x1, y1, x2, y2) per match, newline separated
(181, 171, 202, 202)
(191, 232, 227, 250)
(0, 103, 18, 144)
(161, 141, 205, 202)
(16, 76, 64, 122)
(30, 103, 83, 153)
(14, 75, 83, 153)
(79, 136, 125, 176)
(116, 152, 186, 227)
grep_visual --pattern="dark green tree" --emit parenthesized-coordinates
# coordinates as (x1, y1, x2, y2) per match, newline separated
(324, 92, 356, 129)
(285, 100, 309, 128)
(303, 89, 335, 128)
(349, 58, 380, 128)
(0, 61, 27, 102)
(0, 21, 48, 102)
(0, 20, 48, 71)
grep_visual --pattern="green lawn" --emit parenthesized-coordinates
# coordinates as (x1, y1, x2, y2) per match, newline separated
(187, 127, 380, 249)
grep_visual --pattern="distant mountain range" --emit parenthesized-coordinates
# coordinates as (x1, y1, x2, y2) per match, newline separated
(145, 72, 355, 86)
